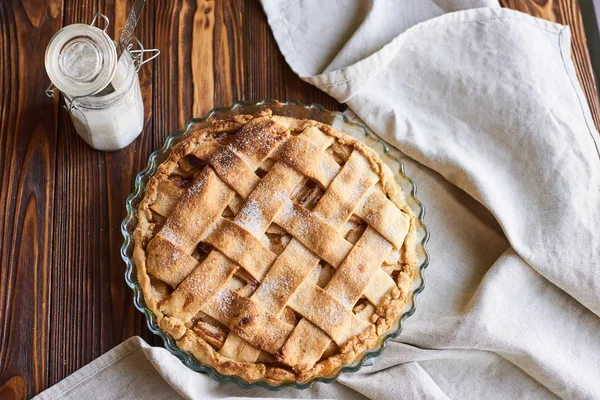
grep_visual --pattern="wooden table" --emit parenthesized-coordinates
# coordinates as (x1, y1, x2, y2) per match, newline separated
(0, 1, 598, 398)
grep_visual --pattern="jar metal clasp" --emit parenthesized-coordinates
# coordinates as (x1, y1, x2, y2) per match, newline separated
(128, 37, 161, 73)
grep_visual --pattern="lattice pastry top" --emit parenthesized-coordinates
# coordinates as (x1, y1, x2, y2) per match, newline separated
(134, 109, 418, 384)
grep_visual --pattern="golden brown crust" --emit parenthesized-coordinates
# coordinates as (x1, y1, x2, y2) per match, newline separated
(133, 109, 418, 384)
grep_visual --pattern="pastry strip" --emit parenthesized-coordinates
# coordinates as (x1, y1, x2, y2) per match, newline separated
(251, 240, 318, 314)
(287, 280, 371, 345)
(202, 287, 294, 354)
(235, 163, 304, 235)
(159, 251, 236, 319)
(355, 189, 411, 249)
(364, 269, 397, 305)
(274, 200, 353, 268)
(277, 136, 340, 188)
(146, 235, 199, 288)
(325, 227, 393, 307)
(208, 145, 261, 198)
(150, 180, 184, 217)
(204, 218, 277, 281)
(228, 117, 289, 165)
(156, 167, 235, 252)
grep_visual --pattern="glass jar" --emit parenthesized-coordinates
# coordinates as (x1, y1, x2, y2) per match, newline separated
(45, 13, 159, 151)
(66, 51, 144, 151)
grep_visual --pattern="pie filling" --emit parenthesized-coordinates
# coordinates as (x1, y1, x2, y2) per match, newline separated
(134, 109, 418, 384)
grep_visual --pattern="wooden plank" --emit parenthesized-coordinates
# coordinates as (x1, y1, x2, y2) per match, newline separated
(0, 376, 27, 400)
(47, 0, 159, 390)
(502, 0, 600, 133)
(191, 0, 215, 116)
(152, 0, 342, 142)
(154, 0, 193, 138)
(242, 1, 342, 110)
(214, 0, 245, 104)
(0, 0, 63, 398)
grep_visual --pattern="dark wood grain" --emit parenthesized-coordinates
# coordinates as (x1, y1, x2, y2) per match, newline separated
(501, 0, 600, 132)
(0, 0, 598, 398)
(0, 375, 27, 400)
(0, 0, 62, 397)
(48, 0, 159, 387)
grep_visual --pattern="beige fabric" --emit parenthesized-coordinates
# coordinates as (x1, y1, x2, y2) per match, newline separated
(33, 338, 185, 400)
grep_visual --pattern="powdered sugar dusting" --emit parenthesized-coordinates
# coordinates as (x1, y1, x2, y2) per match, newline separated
(235, 189, 289, 237)
(279, 201, 316, 241)
(235, 199, 266, 236)
(271, 189, 287, 204)
(258, 273, 293, 299)
(212, 288, 234, 317)
(278, 200, 294, 222)
(160, 224, 178, 244)
(184, 173, 207, 198)
(312, 210, 341, 228)
(183, 264, 221, 299)
(212, 146, 236, 176)
(338, 295, 354, 309)
(314, 296, 345, 329)
(352, 181, 369, 203)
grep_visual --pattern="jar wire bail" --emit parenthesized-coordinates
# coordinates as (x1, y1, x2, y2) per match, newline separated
(90, 13, 110, 33)
(44, 13, 157, 114)
(127, 36, 161, 73)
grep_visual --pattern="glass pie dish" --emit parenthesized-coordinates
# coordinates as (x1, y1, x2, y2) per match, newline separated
(121, 99, 430, 390)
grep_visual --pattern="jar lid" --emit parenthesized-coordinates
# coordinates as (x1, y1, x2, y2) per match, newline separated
(45, 23, 117, 98)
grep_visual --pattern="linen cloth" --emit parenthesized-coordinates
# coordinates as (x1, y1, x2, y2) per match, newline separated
(35, 1, 600, 399)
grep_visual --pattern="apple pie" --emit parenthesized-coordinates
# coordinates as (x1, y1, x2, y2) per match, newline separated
(133, 109, 418, 384)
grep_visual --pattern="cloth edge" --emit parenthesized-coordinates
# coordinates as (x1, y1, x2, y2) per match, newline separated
(301, 8, 567, 102)
(33, 337, 145, 400)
